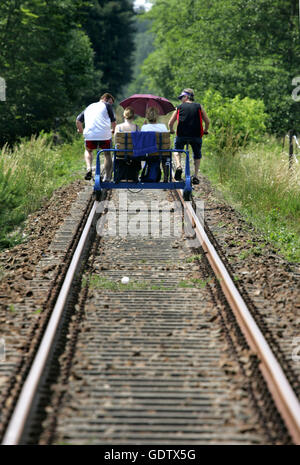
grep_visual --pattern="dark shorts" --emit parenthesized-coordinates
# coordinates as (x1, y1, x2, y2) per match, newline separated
(174, 136, 202, 160)
(85, 140, 111, 150)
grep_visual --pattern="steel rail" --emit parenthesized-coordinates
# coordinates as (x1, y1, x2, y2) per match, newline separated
(176, 188, 300, 445)
(3, 181, 299, 444)
(2, 200, 100, 445)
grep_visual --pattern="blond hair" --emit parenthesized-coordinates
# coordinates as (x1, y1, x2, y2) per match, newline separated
(146, 106, 159, 123)
(183, 88, 194, 101)
(124, 106, 135, 120)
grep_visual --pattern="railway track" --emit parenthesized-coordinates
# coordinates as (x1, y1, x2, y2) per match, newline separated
(1, 185, 300, 445)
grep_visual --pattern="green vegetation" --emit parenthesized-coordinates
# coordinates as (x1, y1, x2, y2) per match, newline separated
(185, 255, 202, 264)
(128, 1, 300, 262)
(0, 0, 135, 146)
(202, 90, 267, 151)
(86, 275, 217, 291)
(139, 0, 299, 134)
(79, 0, 136, 97)
(86, 275, 167, 291)
(201, 137, 300, 262)
(1, 0, 299, 266)
(0, 134, 83, 249)
(179, 277, 214, 288)
(121, 15, 154, 98)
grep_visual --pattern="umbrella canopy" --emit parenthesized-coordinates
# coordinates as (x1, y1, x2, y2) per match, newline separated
(119, 94, 175, 117)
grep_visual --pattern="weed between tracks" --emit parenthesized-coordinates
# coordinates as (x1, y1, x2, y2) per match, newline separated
(83, 274, 215, 292)
(178, 277, 214, 288)
(84, 275, 168, 291)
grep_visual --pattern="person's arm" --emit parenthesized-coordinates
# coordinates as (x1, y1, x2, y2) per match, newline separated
(201, 107, 210, 133)
(105, 103, 116, 135)
(76, 120, 83, 134)
(76, 111, 84, 134)
(111, 120, 117, 134)
(168, 110, 177, 133)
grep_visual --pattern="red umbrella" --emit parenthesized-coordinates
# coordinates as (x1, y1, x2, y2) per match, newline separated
(119, 94, 175, 117)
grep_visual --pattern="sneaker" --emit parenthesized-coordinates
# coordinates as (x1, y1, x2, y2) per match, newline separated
(84, 170, 92, 180)
(174, 167, 182, 181)
(192, 176, 200, 185)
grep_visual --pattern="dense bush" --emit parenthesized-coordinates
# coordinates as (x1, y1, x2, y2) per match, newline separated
(200, 90, 268, 182)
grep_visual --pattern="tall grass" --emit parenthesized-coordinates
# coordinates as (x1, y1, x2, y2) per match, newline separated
(202, 136, 300, 261)
(0, 134, 83, 249)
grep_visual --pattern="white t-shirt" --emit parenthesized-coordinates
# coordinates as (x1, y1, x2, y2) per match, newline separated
(141, 123, 168, 132)
(78, 101, 116, 141)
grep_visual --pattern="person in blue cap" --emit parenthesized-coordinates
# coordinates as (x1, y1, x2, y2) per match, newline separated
(168, 88, 209, 184)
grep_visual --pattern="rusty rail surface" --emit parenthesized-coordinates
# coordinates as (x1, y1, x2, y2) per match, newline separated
(177, 188, 300, 445)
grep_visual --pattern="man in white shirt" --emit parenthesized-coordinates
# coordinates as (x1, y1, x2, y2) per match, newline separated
(76, 93, 116, 180)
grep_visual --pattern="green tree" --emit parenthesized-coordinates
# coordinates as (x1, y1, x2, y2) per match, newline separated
(0, 0, 96, 145)
(140, 0, 300, 133)
(121, 14, 154, 97)
(79, 0, 136, 98)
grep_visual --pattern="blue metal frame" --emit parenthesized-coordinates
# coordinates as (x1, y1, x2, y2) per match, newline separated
(94, 146, 192, 197)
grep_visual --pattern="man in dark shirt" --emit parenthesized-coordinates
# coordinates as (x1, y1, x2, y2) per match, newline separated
(168, 88, 209, 184)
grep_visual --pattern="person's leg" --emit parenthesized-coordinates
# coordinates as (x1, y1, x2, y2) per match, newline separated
(103, 152, 112, 180)
(102, 140, 113, 181)
(84, 142, 94, 180)
(194, 158, 201, 177)
(174, 152, 181, 170)
(190, 138, 202, 184)
(162, 157, 170, 182)
(174, 137, 185, 180)
(84, 148, 93, 172)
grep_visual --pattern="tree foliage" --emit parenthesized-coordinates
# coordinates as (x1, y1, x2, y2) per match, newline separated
(140, 0, 300, 133)
(77, 0, 136, 98)
(0, 0, 136, 145)
(121, 14, 154, 98)
(201, 89, 268, 153)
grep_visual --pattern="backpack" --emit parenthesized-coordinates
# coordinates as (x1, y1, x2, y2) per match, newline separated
(140, 158, 161, 183)
(114, 158, 141, 183)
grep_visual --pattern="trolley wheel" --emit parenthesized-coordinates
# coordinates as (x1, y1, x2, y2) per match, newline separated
(183, 190, 192, 201)
(94, 190, 102, 201)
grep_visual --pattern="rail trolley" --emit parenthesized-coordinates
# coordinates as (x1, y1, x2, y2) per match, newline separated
(93, 131, 192, 201)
